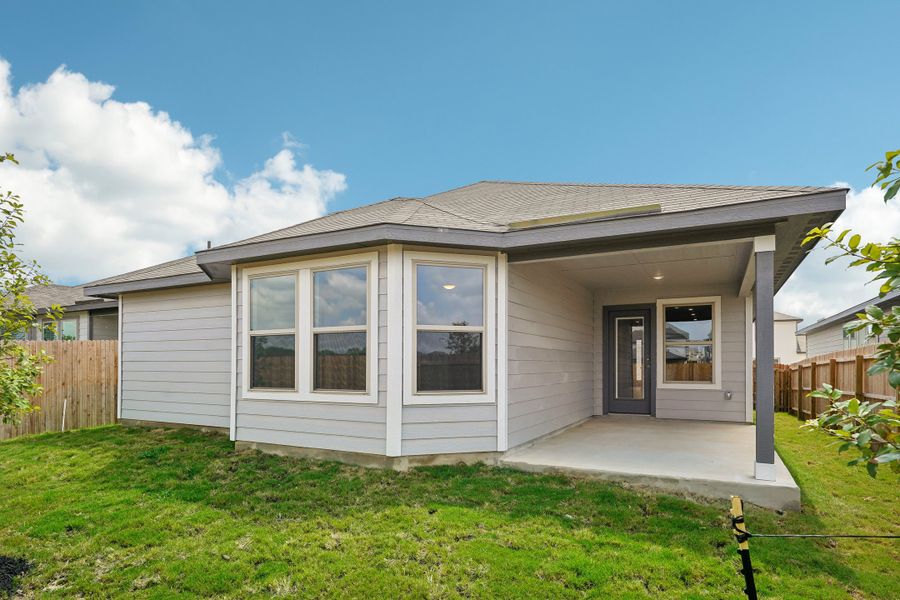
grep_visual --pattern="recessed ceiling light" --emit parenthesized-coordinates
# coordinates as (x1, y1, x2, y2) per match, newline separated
(442, 284, 456, 290)
(652, 275, 664, 280)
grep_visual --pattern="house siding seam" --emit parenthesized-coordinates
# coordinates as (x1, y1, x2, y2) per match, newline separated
(506, 263, 594, 448)
(120, 284, 232, 428)
(596, 283, 748, 422)
(233, 249, 388, 455)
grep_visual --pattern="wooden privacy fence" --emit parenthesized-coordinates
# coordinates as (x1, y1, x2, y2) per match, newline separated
(0, 341, 118, 440)
(773, 345, 898, 421)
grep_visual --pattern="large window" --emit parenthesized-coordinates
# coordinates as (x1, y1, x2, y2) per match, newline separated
(415, 264, 485, 393)
(657, 297, 721, 388)
(41, 317, 78, 341)
(404, 252, 496, 405)
(312, 266, 368, 391)
(242, 252, 378, 403)
(249, 274, 296, 389)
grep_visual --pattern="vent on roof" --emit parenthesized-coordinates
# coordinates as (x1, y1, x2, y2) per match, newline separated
(508, 203, 663, 229)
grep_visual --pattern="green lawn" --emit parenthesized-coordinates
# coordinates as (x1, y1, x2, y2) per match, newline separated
(0, 414, 896, 599)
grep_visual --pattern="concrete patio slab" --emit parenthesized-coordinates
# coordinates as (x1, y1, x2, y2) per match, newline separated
(499, 415, 800, 511)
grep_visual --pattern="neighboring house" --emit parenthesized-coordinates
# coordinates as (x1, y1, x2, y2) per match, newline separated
(85, 181, 846, 487)
(25, 284, 119, 341)
(773, 311, 805, 364)
(798, 289, 900, 356)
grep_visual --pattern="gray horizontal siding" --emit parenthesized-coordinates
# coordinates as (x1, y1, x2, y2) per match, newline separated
(120, 284, 232, 429)
(235, 249, 388, 454)
(805, 324, 844, 356)
(507, 263, 594, 448)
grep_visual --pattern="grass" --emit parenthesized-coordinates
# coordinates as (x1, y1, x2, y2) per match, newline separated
(0, 413, 896, 599)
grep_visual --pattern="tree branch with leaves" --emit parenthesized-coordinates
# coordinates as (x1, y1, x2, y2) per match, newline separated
(0, 152, 61, 425)
(801, 149, 900, 477)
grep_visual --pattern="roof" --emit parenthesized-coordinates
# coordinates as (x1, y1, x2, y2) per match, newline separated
(217, 181, 838, 249)
(774, 311, 802, 322)
(84, 180, 846, 297)
(87, 255, 204, 287)
(797, 289, 900, 335)
(26, 283, 117, 312)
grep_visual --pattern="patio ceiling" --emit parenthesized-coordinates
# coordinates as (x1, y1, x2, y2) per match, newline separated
(536, 240, 753, 290)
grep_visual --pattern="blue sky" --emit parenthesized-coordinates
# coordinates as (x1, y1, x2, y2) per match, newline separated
(1, 1, 899, 321)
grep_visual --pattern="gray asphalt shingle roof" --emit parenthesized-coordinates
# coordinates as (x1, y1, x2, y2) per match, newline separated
(85, 180, 842, 288)
(26, 284, 117, 310)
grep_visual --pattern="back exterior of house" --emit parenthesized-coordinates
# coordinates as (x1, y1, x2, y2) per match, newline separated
(86, 181, 846, 476)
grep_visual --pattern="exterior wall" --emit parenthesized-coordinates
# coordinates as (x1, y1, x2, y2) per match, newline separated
(773, 319, 804, 364)
(234, 249, 388, 455)
(596, 283, 749, 422)
(120, 284, 232, 428)
(399, 248, 501, 455)
(506, 263, 594, 448)
(804, 323, 845, 356)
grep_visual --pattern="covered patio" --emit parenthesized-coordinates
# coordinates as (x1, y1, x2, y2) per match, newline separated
(500, 415, 800, 511)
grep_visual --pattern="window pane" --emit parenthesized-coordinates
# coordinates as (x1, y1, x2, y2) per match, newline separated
(664, 305, 712, 343)
(251, 335, 295, 389)
(250, 275, 295, 331)
(615, 318, 644, 400)
(665, 345, 713, 383)
(60, 319, 77, 341)
(416, 331, 483, 392)
(42, 323, 56, 341)
(314, 266, 367, 327)
(314, 332, 367, 391)
(416, 264, 483, 326)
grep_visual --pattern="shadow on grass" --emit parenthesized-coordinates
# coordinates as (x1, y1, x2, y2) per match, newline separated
(0, 424, 866, 596)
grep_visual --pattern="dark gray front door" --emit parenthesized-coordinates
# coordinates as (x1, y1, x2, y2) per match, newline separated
(607, 307, 653, 414)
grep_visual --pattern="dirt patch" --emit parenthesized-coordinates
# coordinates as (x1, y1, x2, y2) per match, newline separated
(0, 556, 31, 596)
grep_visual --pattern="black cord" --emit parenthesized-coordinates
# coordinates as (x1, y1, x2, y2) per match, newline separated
(747, 532, 900, 539)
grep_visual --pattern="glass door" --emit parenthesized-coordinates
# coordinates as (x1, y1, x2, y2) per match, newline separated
(607, 307, 653, 414)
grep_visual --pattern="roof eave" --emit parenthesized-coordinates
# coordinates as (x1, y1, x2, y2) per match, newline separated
(84, 272, 215, 298)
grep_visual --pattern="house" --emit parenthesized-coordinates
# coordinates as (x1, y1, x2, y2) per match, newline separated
(798, 289, 900, 356)
(84, 181, 847, 510)
(773, 311, 806, 364)
(24, 284, 119, 340)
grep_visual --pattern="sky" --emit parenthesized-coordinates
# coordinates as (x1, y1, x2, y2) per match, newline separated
(1, 1, 898, 324)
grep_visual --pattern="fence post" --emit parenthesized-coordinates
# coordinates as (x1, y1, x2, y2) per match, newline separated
(808, 361, 817, 419)
(855, 353, 865, 401)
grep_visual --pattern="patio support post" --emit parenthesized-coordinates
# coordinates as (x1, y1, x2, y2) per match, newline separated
(753, 237, 776, 481)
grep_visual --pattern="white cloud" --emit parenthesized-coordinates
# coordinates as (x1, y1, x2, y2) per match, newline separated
(775, 184, 900, 326)
(0, 58, 346, 283)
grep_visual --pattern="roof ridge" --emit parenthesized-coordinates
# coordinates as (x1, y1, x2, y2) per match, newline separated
(475, 180, 840, 192)
(412, 197, 507, 229)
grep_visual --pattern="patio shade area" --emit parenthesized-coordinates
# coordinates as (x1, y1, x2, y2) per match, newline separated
(500, 415, 800, 511)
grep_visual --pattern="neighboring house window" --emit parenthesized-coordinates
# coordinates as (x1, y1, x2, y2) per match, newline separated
(41, 318, 78, 341)
(242, 252, 378, 403)
(249, 274, 297, 390)
(656, 297, 721, 389)
(403, 251, 497, 405)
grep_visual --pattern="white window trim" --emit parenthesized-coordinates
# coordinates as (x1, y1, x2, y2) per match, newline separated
(656, 295, 722, 390)
(403, 250, 496, 405)
(241, 251, 379, 404)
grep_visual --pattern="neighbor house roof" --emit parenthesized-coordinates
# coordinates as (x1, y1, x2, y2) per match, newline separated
(26, 283, 117, 313)
(84, 180, 847, 297)
(797, 289, 900, 335)
(774, 311, 803, 322)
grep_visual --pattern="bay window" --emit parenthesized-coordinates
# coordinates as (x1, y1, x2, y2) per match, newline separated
(242, 253, 378, 403)
(404, 252, 496, 405)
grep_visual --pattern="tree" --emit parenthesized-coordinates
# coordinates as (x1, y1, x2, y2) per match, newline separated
(0, 152, 60, 425)
(802, 149, 900, 477)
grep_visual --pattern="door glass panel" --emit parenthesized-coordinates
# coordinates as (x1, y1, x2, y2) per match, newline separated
(615, 317, 644, 400)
